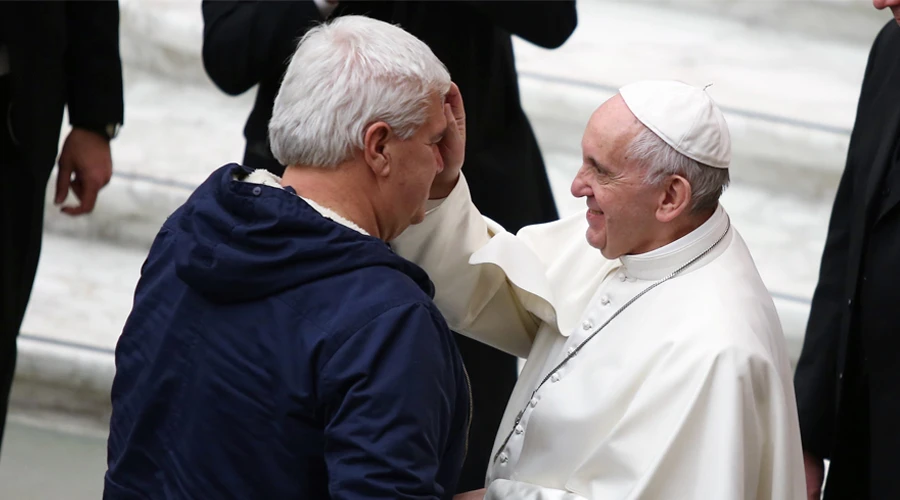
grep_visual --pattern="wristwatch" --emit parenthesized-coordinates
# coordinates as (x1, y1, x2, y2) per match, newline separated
(77, 122, 121, 141)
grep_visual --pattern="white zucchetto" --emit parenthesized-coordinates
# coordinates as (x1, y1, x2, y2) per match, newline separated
(619, 80, 732, 169)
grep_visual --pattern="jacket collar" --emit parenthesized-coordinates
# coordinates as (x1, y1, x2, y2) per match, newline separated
(239, 168, 370, 237)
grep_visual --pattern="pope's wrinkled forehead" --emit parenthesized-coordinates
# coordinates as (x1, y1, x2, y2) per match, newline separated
(580, 95, 643, 158)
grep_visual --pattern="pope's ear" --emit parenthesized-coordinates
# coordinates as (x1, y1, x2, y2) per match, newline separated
(364, 122, 392, 177)
(656, 174, 692, 222)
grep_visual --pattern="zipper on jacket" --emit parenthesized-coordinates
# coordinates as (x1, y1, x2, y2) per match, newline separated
(462, 363, 473, 462)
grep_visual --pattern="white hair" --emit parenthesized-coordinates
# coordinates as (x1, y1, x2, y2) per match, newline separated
(626, 125, 730, 214)
(268, 15, 451, 168)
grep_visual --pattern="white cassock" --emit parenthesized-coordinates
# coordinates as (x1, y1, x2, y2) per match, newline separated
(392, 174, 806, 500)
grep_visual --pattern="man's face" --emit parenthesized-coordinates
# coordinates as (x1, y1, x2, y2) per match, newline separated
(874, 0, 900, 24)
(570, 95, 665, 259)
(385, 93, 447, 231)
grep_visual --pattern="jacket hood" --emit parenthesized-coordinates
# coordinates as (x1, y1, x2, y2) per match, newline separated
(171, 164, 433, 303)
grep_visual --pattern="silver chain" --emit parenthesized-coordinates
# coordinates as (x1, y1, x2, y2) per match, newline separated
(493, 217, 731, 463)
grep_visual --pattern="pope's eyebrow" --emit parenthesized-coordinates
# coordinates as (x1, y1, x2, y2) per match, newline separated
(586, 156, 605, 172)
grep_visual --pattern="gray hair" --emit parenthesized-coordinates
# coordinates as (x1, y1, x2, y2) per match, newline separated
(626, 125, 730, 214)
(268, 16, 451, 168)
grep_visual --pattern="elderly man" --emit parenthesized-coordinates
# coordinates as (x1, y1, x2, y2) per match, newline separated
(201, 3, 576, 490)
(396, 81, 805, 499)
(105, 16, 470, 499)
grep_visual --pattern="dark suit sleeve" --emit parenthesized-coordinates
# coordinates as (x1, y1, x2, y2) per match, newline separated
(64, 1, 124, 128)
(793, 29, 884, 460)
(319, 303, 463, 499)
(201, 0, 324, 96)
(468, 0, 577, 49)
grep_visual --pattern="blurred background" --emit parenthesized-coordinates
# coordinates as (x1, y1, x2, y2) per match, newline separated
(1, 0, 891, 497)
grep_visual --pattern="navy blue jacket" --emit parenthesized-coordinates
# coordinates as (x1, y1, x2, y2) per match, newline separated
(104, 164, 470, 499)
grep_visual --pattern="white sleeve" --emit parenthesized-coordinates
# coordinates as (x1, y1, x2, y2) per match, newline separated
(486, 479, 588, 500)
(562, 346, 804, 500)
(391, 173, 539, 358)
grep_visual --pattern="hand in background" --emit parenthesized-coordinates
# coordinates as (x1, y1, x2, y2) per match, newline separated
(55, 127, 113, 216)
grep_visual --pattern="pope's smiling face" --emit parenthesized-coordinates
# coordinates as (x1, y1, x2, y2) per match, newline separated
(570, 95, 667, 259)
(873, 0, 900, 24)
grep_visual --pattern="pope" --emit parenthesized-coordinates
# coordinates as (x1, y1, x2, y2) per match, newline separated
(397, 80, 806, 500)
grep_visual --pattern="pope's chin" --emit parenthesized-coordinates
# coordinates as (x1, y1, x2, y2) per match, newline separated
(584, 213, 609, 255)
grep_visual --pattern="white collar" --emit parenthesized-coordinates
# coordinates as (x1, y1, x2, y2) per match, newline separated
(619, 205, 729, 281)
(239, 169, 371, 237)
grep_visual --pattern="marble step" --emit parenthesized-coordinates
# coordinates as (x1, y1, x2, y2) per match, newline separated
(655, 0, 892, 45)
(12, 233, 141, 425)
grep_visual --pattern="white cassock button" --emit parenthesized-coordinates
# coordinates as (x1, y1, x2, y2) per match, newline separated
(567, 346, 576, 356)
(581, 320, 592, 331)
(515, 425, 524, 435)
(619, 273, 627, 282)
(499, 453, 509, 464)
(551, 373, 561, 383)
(600, 295, 610, 306)
(530, 397, 539, 408)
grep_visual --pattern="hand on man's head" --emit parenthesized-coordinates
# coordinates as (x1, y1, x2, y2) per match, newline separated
(431, 82, 466, 199)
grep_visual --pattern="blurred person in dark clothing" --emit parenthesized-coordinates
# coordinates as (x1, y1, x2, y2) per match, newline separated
(201, 1, 576, 491)
(0, 1, 123, 453)
(795, 1, 900, 499)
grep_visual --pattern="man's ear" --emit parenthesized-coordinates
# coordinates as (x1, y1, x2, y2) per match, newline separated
(364, 122, 392, 177)
(656, 174, 692, 222)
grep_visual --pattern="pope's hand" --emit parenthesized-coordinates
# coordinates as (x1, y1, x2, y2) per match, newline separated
(432, 82, 466, 199)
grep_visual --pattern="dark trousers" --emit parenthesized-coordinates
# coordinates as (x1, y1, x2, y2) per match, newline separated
(824, 331, 872, 500)
(0, 75, 52, 454)
(825, 376, 871, 500)
(453, 335, 518, 492)
(244, 143, 521, 492)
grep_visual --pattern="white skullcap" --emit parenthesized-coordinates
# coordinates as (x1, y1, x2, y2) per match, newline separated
(619, 80, 731, 169)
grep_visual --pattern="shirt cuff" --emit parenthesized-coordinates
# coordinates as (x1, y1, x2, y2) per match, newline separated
(425, 172, 467, 215)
